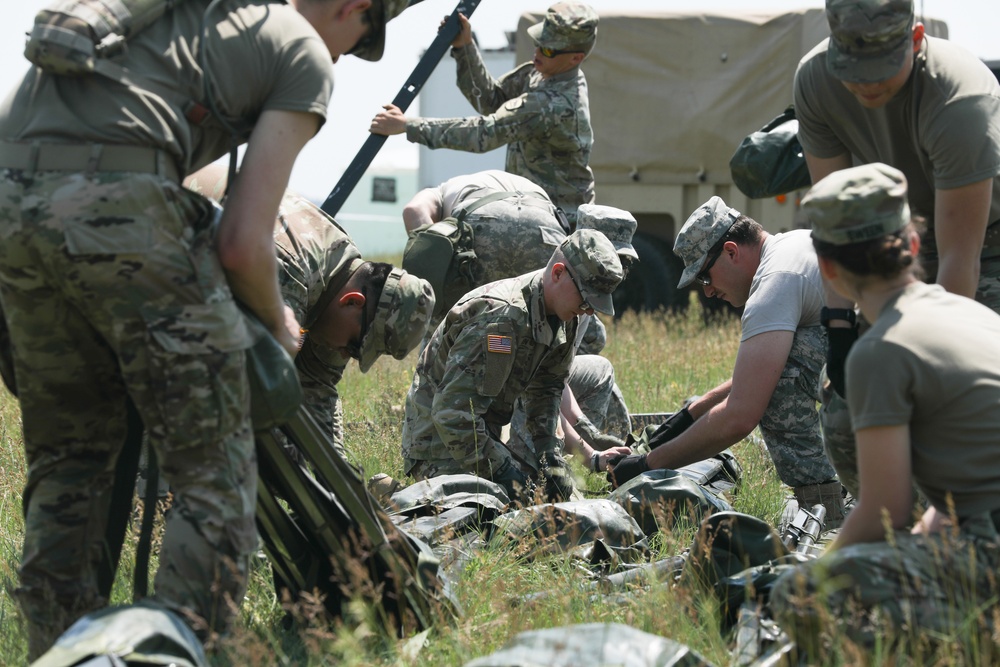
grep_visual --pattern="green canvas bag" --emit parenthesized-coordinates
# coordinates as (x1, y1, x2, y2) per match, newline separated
(729, 105, 811, 199)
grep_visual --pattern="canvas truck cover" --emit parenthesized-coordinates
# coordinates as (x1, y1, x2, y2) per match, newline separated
(515, 9, 948, 189)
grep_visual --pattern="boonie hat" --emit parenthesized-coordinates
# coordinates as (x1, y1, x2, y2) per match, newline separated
(674, 197, 741, 289)
(527, 2, 599, 54)
(576, 204, 639, 260)
(560, 229, 623, 316)
(358, 268, 435, 372)
(803, 162, 910, 245)
(825, 0, 915, 83)
(351, 0, 410, 62)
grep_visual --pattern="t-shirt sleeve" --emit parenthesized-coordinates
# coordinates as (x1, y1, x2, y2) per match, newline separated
(793, 47, 850, 159)
(923, 94, 1000, 189)
(846, 338, 916, 430)
(740, 272, 807, 340)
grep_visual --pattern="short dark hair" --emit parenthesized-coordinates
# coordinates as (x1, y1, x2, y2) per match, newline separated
(720, 215, 764, 246)
(357, 261, 393, 333)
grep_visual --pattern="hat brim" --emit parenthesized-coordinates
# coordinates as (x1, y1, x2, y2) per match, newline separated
(826, 38, 911, 84)
(582, 289, 615, 316)
(677, 256, 707, 289)
(615, 244, 638, 260)
(527, 21, 545, 46)
(351, 4, 388, 62)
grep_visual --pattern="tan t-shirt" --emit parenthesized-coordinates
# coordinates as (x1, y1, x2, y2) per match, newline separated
(847, 282, 1000, 518)
(794, 37, 1000, 237)
(0, 0, 333, 175)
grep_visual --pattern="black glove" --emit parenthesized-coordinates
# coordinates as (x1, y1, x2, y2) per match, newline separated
(648, 407, 694, 449)
(493, 460, 530, 504)
(606, 453, 649, 488)
(574, 416, 626, 450)
(826, 326, 859, 399)
(539, 452, 574, 503)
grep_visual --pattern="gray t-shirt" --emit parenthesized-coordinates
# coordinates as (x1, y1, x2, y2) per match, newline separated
(794, 36, 1000, 239)
(848, 282, 1000, 518)
(741, 229, 824, 342)
(0, 0, 333, 175)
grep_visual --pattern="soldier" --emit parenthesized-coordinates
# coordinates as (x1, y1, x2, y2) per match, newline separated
(0, 0, 406, 657)
(794, 0, 1000, 494)
(607, 197, 844, 525)
(402, 229, 623, 503)
(186, 165, 435, 461)
(370, 2, 598, 223)
(771, 163, 1000, 658)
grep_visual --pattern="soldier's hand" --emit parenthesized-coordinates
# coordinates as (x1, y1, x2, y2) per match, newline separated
(539, 452, 574, 503)
(574, 415, 626, 450)
(606, 453, 649, 488)
(370, 104, 407, 136)
(648, 406, 695, 449)
(595, 446, 633, 473)
(445, 13, 473, 48)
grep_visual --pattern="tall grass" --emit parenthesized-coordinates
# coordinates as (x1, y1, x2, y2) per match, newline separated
(0, 301, 994, 665)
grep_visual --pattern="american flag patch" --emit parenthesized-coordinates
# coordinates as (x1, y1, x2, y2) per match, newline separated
(486, 334, 512, 354)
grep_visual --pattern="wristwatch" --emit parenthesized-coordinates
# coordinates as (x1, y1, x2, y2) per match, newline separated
(820, 307, 856, 328)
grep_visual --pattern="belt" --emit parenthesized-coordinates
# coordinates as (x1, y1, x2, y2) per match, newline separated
(0, 140, 181, 183)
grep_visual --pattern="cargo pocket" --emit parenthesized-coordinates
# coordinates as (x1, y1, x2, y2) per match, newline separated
(142, 299, 254, 447)
(64, 215, 154, 255)
(478, 322, 515, 397)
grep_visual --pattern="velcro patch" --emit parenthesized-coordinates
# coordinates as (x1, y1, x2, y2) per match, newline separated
(487, 334, 512, 354)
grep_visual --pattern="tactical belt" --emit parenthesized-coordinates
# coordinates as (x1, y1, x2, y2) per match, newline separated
(0, 140, 181, 183)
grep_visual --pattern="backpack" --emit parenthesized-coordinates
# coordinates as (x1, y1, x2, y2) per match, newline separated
(25, 0, 194, 77)
(402, 190, 519, 320)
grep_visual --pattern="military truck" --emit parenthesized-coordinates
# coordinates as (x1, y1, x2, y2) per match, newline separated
(417, 9, 949, 315)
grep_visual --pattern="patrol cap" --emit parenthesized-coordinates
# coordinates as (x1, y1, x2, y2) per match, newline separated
(527, 2, 599, 54)
(803, 162, 910, 245)
(674, 196, 741, 289)
(825, 0, 915, 83)
(358, 268, 435, 372)
(576, 204, 639, 260)
(350, 0, 409, 62)
(559, 228, 623, 316)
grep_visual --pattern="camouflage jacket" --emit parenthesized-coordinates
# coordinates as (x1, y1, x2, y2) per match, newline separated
(402, 270, 577, 475)
(405, 44, 595, 221)
(275, 193, 363, 457)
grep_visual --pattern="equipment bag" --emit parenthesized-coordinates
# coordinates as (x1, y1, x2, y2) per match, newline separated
(729, 105, 811, 199)
(402, 190, 518, 319)
(25, 0, 192, 76)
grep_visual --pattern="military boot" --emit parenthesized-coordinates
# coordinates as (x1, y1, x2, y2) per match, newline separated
(793, 479, 846, 530)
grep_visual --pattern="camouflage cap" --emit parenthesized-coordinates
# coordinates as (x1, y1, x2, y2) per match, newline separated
(527, 2, 599, 53)
(803, 162, 910, 245)
(674, 196, 741, 289)
(576, 204, 638, 260)
(350, 0, 409, 62)
(358, 267, 435, 372)
(559, 229, 623, 316)
(825, 0, 915, 83)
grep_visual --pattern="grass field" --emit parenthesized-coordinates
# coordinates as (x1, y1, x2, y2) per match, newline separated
(0, 300, 994, 665)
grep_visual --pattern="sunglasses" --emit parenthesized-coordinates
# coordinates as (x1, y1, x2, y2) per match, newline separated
(538, 46, 584, 58)
(564, 263, 594, 312)
(695, 243, 725, 287)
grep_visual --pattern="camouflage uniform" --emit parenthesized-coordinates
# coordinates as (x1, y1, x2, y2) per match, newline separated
(403, 269, 577, 480)
(406, 4, 598, 222)
(0, 0, 346, 656)
(508, 204, 637, 468)
(402, 230, 623, 487)
(420, 170, 568, 333)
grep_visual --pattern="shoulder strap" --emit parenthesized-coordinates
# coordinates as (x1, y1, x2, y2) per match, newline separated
(452, 190, 521, 221)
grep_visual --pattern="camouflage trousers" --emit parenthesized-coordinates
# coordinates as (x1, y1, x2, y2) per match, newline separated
(770, 510, 1000, 657)
(0, 170, 258, 658)
(508, 354, 630, 471)
(818, 372, 859, 498)
(758, 326, 837, 487)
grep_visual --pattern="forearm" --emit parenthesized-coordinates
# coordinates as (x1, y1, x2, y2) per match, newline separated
(405, 116, 514, 153)
(932, 179, 993, 298)
(686, 380, 731, 419)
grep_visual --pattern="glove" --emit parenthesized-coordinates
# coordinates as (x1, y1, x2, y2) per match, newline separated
(539, 452, 574, 503)
(648, 407, 694, 449)
(606, 453, 649, 488)
(493, 459, 530, 504)
(826, 327, 858, 399)
(574, 416, 626, 450)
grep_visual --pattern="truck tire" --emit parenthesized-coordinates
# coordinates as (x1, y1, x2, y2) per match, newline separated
(612, 234, 684, 317)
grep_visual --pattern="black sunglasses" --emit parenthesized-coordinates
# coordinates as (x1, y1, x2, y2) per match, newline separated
(538, 46, 584, 58)
(695, 243, 726, 287)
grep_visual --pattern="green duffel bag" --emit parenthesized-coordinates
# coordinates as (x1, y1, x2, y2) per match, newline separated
(729, 105, 811, 199)
(608, 468, 732, 536)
